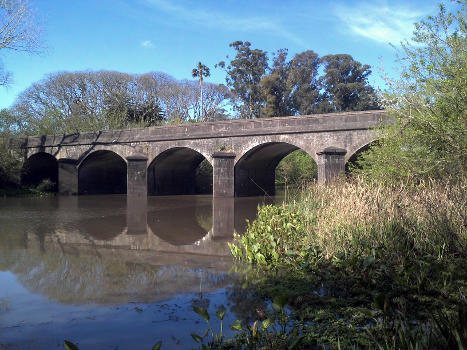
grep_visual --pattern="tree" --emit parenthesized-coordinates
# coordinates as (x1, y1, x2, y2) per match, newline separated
(286, 50, 322, 115)
(356, 1, 466, 182)
(0, 108, 22, 187)
(0, 0, 42, 86)
(217, 41, 268, 118)
(195, 82, 232, 122)
(9, 70, 169, 134)
(319, 54, 380, 112)
(191, 62, 210, 121)
(7, 70, 232, 135)
(259, 49, 292, 118)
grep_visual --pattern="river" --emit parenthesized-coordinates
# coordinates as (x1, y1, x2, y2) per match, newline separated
(0, 194, 280, 349)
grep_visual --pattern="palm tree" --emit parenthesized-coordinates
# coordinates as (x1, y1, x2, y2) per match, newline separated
(192, 62, 210, 121)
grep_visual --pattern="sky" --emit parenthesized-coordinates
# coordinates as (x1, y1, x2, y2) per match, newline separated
(0, 0, 441, 110)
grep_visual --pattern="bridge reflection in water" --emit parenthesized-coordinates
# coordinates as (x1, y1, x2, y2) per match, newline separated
(0, 194, 276, 305)
(0, 194, 284, 349)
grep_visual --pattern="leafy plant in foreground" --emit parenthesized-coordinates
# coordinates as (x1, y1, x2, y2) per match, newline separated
(191, 304, 227, 349)
(228, 294, 304, 350)
(229, 205, 308, 269)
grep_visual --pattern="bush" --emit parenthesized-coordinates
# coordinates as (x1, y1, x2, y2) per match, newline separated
(0, 137, 22, 188)
(36, 178, 56, 192)
(229, 205, 308, 268)
(355, 2, 466, 183)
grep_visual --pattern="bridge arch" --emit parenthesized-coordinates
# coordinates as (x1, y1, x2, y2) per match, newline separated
(235, 141, 317, 197)
(21, 152, 58, 191)
(344, 135, 379, 163)
(147, 147, 212, 196)
(78, 150, 127, 194)
(345, 139, 379, 174)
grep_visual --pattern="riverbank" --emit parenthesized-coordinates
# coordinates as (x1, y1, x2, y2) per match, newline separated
(0, 187, 54, 197)
(227, 178, 466, 349)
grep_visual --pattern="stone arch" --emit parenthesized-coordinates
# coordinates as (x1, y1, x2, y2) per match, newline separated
(78, 150, 127, 194)
(234, 137, 317, 165)
(76, 146, 128, 169)
(235, 141, 316, 197)
(344, 135, 379, 163)
(147, 146, 212, 196)
(21, 152, 58, 191)
(148, 144, 213, 167)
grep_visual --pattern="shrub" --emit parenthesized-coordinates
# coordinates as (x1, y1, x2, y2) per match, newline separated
(36, 178, 56, 192)
(229, 205, 308, 268)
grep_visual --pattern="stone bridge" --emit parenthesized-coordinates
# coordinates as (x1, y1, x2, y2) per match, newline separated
(21, 110, 387, 197)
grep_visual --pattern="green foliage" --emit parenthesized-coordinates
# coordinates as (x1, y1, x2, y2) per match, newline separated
(5, 70, 232, 137)
(195, 159, 213, 194)
(63, 340, 79, 350)
(192, 62, 211, 121)
(0, 136, 22, 188)
(152, 341, 162, 350)
(191, 305, 229, 349)
(275, 150, 317, 186)
(285, 50, 322, 115)
(219, 42, 378, 118)
(218, 41, 268, 119)
(229, 205, 307, 268)
(319, 54, 380, 112)
(224, 294, 305, 350)
(229, 177, 466, 349)
(0, 110, 23, 188)
(259, 48, 293, 118)
(356, 1, 467, 182)
(259, 49, 322, 118)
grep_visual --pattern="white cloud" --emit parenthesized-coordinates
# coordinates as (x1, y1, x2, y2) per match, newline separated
(334, 3, 429, 44)
(143, 0, 307, 47)
(141, 40, 154, 48)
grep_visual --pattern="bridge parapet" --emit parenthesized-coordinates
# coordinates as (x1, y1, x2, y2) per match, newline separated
(23, 110, 386, 148)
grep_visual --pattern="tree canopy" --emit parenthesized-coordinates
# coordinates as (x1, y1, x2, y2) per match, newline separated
(192, 62, 211, 121)
(219, 42, 379, 118)
(0, 0, 42, 86)
(217, 41, 269, 119)
(319, 54, 380, 112)
(356, 1, 467, 182)
(5, 70, 231, 135)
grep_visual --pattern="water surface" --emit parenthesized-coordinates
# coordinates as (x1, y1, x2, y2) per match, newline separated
(0, 194, 277, 349)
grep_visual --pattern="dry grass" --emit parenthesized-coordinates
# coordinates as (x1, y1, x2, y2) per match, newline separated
(293, 177, 467, 260)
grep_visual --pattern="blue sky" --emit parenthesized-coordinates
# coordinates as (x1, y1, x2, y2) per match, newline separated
(0, 0, 440, 110)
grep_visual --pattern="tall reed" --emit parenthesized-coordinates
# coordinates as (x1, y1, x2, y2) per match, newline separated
(294, 177, 466, 261)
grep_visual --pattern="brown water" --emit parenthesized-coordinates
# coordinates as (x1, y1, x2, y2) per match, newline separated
(0, 194, 279, 349)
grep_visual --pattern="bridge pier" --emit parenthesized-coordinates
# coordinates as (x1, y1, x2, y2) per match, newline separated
(317, 147, 347, 185)
(126, 155, 148, 197)
(58, 158, 78, 195)
(212, 197, 234, 240)
(212, 152, 235, 197)
(126, 195, 147, 235)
